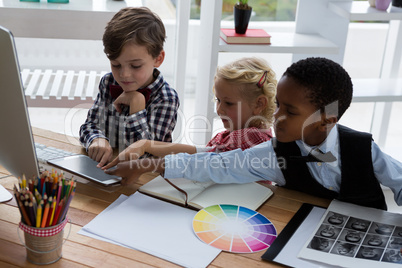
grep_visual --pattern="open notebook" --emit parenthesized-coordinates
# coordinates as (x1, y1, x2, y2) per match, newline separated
(138, 175, 273, 210)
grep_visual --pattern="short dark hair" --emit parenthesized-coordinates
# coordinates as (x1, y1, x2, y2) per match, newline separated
(283, 57, 353, 120)
(103, 7, 166, 60)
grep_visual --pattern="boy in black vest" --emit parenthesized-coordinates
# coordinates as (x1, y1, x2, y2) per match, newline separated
(106, 57, 402, 210)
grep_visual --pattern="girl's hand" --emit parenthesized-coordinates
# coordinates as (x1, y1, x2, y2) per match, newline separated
(102, 140, 148, 170)
(105, 158, 165, 186)
(113, 91, 146, 114)
(88, 138, 113, 168)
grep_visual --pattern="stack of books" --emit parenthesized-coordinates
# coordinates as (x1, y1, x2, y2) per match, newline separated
(220, 28, 271, 44)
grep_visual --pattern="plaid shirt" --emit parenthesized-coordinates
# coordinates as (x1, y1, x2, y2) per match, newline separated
(79, 69, 179, 152)
(206, 127, 273, 153)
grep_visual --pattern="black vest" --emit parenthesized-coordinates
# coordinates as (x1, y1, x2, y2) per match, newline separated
(273, 125, 387, 210)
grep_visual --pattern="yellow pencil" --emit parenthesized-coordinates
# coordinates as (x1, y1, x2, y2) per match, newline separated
(48, 200, 57, 226)
(22, 175, 26, 189)
(41, 203, 50, 228)
(36, 202, 43, 228)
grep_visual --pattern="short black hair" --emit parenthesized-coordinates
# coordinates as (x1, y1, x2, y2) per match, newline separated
(283, 57, 353, 120)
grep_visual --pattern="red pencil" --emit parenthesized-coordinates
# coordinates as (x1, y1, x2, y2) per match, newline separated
(52, 199, 64, 226)
(46, 197, 55, 227)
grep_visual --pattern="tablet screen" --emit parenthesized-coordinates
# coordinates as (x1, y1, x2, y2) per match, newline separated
(48, 155, 121, 186)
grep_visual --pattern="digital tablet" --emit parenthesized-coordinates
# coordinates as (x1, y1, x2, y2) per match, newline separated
(48, 155, 121, 186)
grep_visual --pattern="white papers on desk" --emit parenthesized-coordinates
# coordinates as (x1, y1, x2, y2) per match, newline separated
(0, 184, 12, 202)
(79, 192, 221, 268)
(78, 194, 128, 246)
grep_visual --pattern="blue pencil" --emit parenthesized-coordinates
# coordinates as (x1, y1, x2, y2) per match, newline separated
(58, 188, 75, 224)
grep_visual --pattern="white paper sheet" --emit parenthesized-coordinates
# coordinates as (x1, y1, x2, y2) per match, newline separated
(80, 192, 221, 268)
(299, 200, 402, 268)
(78, 194, 128, 246)
(0, 184, 12, 202)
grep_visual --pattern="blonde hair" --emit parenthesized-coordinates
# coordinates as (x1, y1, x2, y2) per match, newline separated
(214, 57, 277, 128)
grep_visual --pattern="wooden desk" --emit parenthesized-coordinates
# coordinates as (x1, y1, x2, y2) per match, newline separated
(0, 128, 331, 267)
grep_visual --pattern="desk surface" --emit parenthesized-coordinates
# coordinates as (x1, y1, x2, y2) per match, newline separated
(0, 128, 331, 267)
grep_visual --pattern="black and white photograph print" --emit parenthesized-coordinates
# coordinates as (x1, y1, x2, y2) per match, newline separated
(308, 236, 334, 253)
(356, 246, 384, 261)
(370, 223, 395, 236)
(362, 234, 388, 248)
(392, 226, 402, 237)
(315, 224, 342, 239)
(330, 241, 357, 257)
(339, 229, 365, 243)
(345, 217, 371, 232)
(325, 212, 347, 226)
(381, 249, 402, 264)
(299, 201, 402, 268)
(388, 236, 402, 249)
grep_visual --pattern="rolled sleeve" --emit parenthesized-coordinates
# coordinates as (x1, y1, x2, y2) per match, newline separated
(372, 142, 402, 205)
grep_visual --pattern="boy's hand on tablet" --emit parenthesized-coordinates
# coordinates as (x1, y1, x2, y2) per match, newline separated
(88, 138, 113, 168)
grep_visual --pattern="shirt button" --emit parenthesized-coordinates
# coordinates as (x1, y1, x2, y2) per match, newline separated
(317, 162, 322, 166)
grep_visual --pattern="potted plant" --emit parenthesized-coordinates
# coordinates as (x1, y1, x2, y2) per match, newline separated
(234, 0, 252, 34)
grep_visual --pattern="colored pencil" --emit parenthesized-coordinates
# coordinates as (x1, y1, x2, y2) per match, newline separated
(48, 200, 57, 227)
(36, 202, 43, 228)
(18, 198, 31, 226)
(53, 199, 64, 225)
(22, 174, 26, 189)
(56, 181, 62, 207)
(59, 190, 75, 224)
(41, 203, 50, 228)
(28, 202, 36, 226)
(45, 197, 53, 227)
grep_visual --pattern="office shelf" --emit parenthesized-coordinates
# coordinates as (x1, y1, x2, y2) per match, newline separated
(218, 33, 338, 54)
(353, 78, 402, 102)
(329, 1, 402, 21)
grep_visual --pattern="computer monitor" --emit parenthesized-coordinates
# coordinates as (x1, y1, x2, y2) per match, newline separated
(0, 26, 121, 186)
(0, 25, 40, 179)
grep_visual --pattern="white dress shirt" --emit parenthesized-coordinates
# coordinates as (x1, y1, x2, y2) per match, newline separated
(164, 126, 402, 206)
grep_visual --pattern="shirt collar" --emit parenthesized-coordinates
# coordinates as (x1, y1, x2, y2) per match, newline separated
(143, 68, 163, 94)
(296, 125, 339, 156)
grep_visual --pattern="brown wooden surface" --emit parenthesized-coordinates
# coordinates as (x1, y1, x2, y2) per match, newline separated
(0, 128, 331, 267)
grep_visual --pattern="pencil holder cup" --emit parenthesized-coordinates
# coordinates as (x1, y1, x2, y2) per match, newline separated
(18, 217, 70, 265)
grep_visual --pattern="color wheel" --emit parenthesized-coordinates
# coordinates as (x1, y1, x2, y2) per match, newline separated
(192, 204, 277, 253)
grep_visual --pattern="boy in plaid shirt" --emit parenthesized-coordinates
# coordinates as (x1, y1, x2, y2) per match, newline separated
(79, 7, 179, 167)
